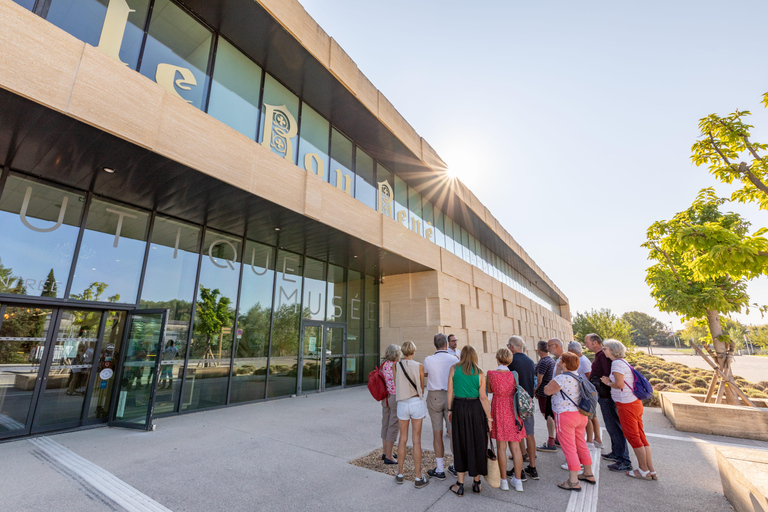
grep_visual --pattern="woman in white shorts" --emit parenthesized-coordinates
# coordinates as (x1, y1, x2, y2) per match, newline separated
(394, 340, 429, 488)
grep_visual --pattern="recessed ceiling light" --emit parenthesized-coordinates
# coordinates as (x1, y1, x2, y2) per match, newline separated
(274, 227, 281, 231)
(102, 167, 116, 174)
(353, 255, 358, 258)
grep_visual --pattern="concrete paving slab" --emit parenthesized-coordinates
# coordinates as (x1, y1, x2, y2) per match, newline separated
(0, 386, 761, 511)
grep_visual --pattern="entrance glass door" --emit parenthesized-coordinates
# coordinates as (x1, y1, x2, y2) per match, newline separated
(110, 310, 168, 430)
(298, 321, 346, 394)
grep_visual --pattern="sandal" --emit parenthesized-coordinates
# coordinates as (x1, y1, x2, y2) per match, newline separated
(557, 480, 582, 492)
(578, 474, 596, 485)
(650, 472, 658, 481)
(472, 479, 481, 494)
(450, 482, 464, 497)
(626, 469, 652, 480)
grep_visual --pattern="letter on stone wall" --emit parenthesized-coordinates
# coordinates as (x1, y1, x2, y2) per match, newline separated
(155, 64, 197, 103)
(304, 153, 324, 179)
(261, 104, 298, 161)
(333, 170, 352, 196)
(96, 0, 134, 65)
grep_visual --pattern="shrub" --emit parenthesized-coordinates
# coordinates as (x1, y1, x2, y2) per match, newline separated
(643, 391, 661, 408)
(662, 374, 674, 383)
(653, 383, 670, 391)
(688, 387, 708, 394)
(649, 378, 663, 385)
(673, 378, 690, 385)
(678, 383, 692, 391)
(746, 390, 768, 399)
(691, 378, 708, 388)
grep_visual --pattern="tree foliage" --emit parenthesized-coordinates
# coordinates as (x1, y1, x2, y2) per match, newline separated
(622, 311, 671, 346)
(194, 286, 233, 355)
(572, 308, 632, 345)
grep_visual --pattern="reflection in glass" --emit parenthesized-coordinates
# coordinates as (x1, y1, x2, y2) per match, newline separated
(46, 0, 150, 70)
(363, 275, 379, 381)
(422, 200, 434, 243)
(326, 264, 346, 322)
(434, 205, 445, 249)
(300, 325, 321, 393)
(70, 199, 149, 303)
(394, 175, 408, 228)
(87, 310, 125, 420)
(140, 217, 200, 414)
(184, 230, 240, 410)
(346, 270, 363, 386)
(0, 176, 84, 298)
(329, 128, 354, 196)
(207, 37, 263, 140)
(33, 309, 102, 430)
(113, 312, 163, 426)
(298, 102, 330, 180)
(139, 0, 213, 109)
(12, 0, 36, 10)
(302, 258, 325, 321)
(408, 186, 423, 237)
(355, 148, 376, 210)
(267, 250, 302, 398)
(325, 326, 343, 389)
(444, 215, 455, 255)
(0, 307, 53, 436)
(260, 74, 300, 163)
(231, 241, 274, 404)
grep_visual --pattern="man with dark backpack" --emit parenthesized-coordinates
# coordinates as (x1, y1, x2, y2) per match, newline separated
(586, 333, 631, 472)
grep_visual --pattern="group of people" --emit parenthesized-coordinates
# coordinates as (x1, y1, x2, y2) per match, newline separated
(378, 332, 657, 494)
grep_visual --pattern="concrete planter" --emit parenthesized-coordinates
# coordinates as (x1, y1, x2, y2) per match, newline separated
(660, 392, 768, 442)
(715, 446, 768, 512)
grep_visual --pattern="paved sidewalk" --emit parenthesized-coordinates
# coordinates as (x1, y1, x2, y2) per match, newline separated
(1, 387, 764, 512)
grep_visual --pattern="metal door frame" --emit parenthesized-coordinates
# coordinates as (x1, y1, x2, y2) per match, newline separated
(108, 309, 168, 431)
(322, 322, 346, 391)
(298, 320, 346, 394)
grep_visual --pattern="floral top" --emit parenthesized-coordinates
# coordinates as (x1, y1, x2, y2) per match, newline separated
(382, 360, 396, 395)
(551, 373, 580, 414)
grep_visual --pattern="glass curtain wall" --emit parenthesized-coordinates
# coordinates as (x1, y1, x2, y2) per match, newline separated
(260, 75, 300, 163)
(363, 275, 378, 380)
(345, 270, 363, 386)
(184, 229, 240, 411)
(231, 241, 274, 403)
(140, 216, 200, 413)
(298, 103, 330, 180)
(355, 148, 376, 210)
(268, 250, 302, 398)
(329, 129, 354, 196)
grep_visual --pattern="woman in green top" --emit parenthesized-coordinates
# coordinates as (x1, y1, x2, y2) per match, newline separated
(447, 345, 492, 496)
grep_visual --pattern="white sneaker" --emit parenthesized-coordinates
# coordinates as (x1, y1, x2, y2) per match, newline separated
(561, 463, 584, 474)
(593, 441, 604, 449)
(499, 479, 509, 491)
(586, 442, 595, 449)
(511, 477, 524, 492)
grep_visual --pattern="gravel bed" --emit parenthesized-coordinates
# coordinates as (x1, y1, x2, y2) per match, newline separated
(350, 446, 453, 482)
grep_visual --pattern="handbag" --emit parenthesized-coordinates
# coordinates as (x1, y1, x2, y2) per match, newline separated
(512, 371, 534, 427)
(483, 432, 501, 488)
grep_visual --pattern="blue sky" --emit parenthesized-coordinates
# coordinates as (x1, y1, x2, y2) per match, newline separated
(299, 0, 768, 329)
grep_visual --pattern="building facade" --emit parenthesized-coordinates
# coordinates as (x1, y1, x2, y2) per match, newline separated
(0, 0, 571, 439)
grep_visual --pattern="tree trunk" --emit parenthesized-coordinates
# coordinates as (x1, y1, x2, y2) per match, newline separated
(705, 310, 739, 405)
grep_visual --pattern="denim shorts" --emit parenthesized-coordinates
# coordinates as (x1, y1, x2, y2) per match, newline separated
(397, 396, 427, 421)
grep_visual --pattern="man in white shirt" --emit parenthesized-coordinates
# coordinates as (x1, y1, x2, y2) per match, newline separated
(446, 333, 459, 357)
(424, 333, 459, 480)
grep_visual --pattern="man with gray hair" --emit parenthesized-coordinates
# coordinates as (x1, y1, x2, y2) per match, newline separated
(507, 336, 539, 480)
(423, 333, 459, 479)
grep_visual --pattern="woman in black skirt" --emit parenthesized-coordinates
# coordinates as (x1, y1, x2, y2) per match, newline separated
(447, 345, 493, 496)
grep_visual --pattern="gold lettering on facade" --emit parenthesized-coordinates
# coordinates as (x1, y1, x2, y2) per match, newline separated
(333, 170, 352, 196)
(377, 180, 393, 218)
(261, 104, 298, 161)
(397, 210, 407, 227)
(156, 64, 197, 103)
(411, 218, 421, 235)
(96, 0, 134, 65)
(304, 153, 324, 178)
(425, 222, 433, 242)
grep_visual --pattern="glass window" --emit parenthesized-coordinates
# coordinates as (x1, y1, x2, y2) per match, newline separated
(259, 74, 300, 163)
(13, 0, 36, 10)
(87, 310, 125, 420)
(469, 235, 477, 267)
(207, 37, 262, 140)
(329, 128, 354, 196)
(231, 241, 275, 404)
(393, 175, 408, 228)
(407, 187, 422, 236)
(298, 102, 329, 180)
(0, 175, 84, 298)
(363, 274, 378, 381)
(139, 216, 200, 413)
(346, 270, 363, 386)
(434, 206, 445, 249)
(139, 0, 213, 109)
(422, 200, 434, 243)
(70, 199, 149, 303)
(326, 264, 346, 322)
(461, 227, 470, 263)
(46, 0, 150, 70)
(376, 164, 395, 220)
(302, 258, 326, 321)
(184, 229, 240, 411)
(268, 250, 302, 398)
(355, 148, 376, 210)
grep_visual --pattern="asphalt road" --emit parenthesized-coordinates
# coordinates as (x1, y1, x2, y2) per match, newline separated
(649, 347, 768, 383)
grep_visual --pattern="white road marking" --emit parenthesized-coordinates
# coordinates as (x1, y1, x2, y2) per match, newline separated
(565, 445, 600, 512)
(644, 431, 768, 451)
(28, 437, 172, 512)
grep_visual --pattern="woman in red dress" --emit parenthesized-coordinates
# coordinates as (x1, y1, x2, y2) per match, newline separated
(487, 347, 527, 492)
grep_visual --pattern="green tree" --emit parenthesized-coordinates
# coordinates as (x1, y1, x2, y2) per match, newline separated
(746, 324, 768, 350)
(572, 308, 632, 345)
(622, 311, 670, 346)
(680, 319, 710, 343)
(41, 269, 57, 298)
(692, 94, 768, 212)
(642, 190, 764, 403)
(194, 286, 233, 365)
